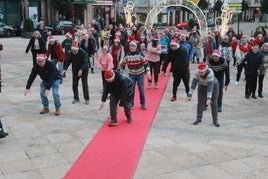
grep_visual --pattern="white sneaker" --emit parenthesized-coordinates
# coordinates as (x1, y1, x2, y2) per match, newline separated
(234, 81, 239, 86)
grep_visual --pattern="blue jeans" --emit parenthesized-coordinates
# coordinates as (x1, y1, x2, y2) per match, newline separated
(51, 59, 63, 83)
(40, 79, 61, 109)
(129, 73, 145, 105)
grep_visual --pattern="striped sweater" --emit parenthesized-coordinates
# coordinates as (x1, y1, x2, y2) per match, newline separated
(120, 50, 150, 75)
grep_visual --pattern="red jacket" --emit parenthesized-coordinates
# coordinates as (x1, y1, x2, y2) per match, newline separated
(47, 41, 66, 62)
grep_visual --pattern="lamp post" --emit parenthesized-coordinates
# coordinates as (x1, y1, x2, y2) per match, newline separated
(21, 0, 29, 20)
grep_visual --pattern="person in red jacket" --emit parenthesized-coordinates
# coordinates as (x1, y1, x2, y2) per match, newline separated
(46, 35, 66, 83)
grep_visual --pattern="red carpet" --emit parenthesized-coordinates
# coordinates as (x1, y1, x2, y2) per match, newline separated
(64, 75, 170, 179)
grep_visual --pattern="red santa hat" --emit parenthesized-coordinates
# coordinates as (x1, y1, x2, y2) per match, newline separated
(153, 34, 159, 41)
(36, 53, 47, 60)
(115, 31, 121, 36)
(114, 37, 120, 43)
(48, 35, 55, 42)
(140, 34, 145, 39)
(198, 62, 208, 72)
(71, 41, 79, 50)
(241, 35, 247, 39)
(103, 45, 109, 51)
(212, 49, 221, 57)
(65, 32, 72, 37)
(104, 70, 115, 81)
(128, 35, 135, 42)
(180, 32, 187, 37)
(129, 40, 137, 47)
(174, 30, 180, 34)
(170, 39, 179, 46)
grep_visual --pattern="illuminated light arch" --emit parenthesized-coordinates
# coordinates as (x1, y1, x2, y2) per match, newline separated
(145, 0, 208, 36)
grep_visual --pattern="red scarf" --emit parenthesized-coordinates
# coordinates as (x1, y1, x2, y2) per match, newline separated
(239, 43, 251, 53)
(112, 46, 120, 68)
(207, 39, 213, 55)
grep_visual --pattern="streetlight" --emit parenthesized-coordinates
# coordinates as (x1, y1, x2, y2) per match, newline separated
(21, 0, 29, 20)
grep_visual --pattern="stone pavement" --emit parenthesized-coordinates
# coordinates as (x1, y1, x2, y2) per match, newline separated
(0, 36, 268, 179)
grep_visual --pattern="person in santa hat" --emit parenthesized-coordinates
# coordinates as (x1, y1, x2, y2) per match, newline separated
(164, 39, 190, 101)
(145, 34, 162, 89)
(62, 32, 73, 77)
(63, 41, 90, 105)
(110, 37, 125, 70)
(24, 53, 62, 116)
(80, 32, 97, 74)
(120, 39, 151, 110)
(186, 61, 220, 127)
(99, 70, 134, 126)
(97, 45, 114, 90)
(46, 35, 66, 82)
(208, 49, 229, 112)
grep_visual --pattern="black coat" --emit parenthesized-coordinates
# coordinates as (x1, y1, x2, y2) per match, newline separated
(167, 45, 189, 75)
(241, 50, 264, 76)
(25, 37, 46, 53)
(102, 70, 134, 108)
(26, 60, 62, 90)
(64, 48, 89, 73)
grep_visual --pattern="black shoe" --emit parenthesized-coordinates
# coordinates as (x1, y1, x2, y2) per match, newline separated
(0, 130, 8, 138)
(213, 121, 220, 127)
(193, 119, 201, 125)
(258, 93, 263, 98)
(141, 104, 146, 110)
(85, 100, 89, 105)
(72, 99, 80, 104)
(127, 118, 132, 124)
(252, 95, 257, 99)
(245, 95, 250, 99)
(91, 68, 94, 74)
(218, 106, 222, 112)
(108, 120, 119, 126)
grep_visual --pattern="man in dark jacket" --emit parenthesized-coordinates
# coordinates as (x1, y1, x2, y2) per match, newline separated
(208, 49, 230, 112)
(99, 70, 134, 126)
(24, 53, 62, 116)
(241, 43, 264, 99)
(164, 39, 190, 101)
(63, 41, 90, 105)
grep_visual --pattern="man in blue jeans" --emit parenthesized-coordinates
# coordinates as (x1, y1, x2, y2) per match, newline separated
(120, 40, 151, 110)
(24, 53, 62, 116)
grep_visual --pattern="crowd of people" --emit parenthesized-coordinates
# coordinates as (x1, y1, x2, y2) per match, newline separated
(21, 19, 268, 127)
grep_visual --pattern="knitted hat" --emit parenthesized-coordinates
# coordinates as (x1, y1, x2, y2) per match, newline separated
(48, 35, 55, 42)
(103, 45, 109, 51)
(104, 70, 115, 81)
(71, 41, 79, 50)
(114, 37, 120, 43)
(36, 53, 47, 60)
(198, 62, 208, 72)
(212, 49, 221, 57)
(129, 40, 137, 47)
(65, 32, 72, 37)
